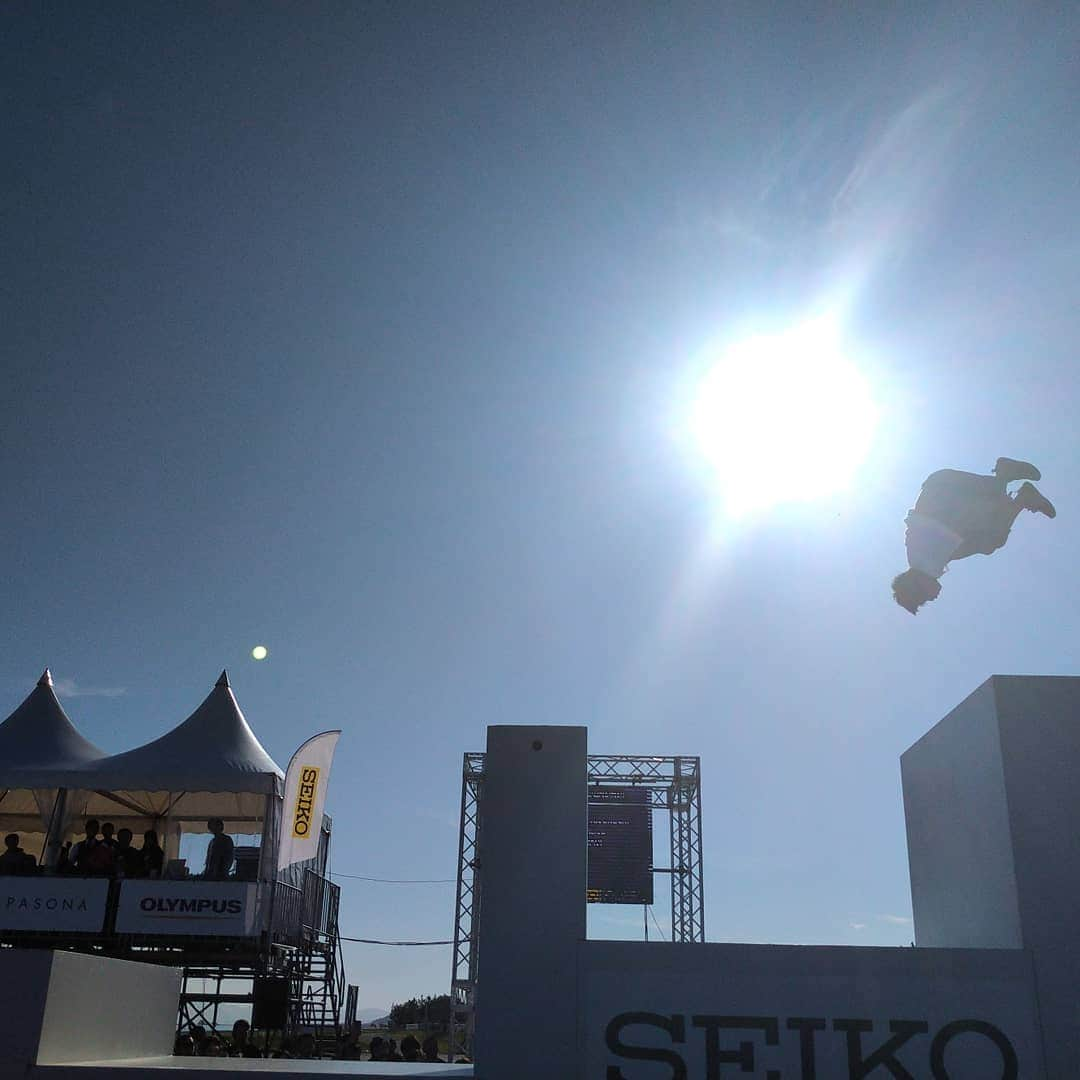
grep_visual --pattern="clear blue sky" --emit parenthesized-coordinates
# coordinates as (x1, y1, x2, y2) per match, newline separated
(3, 3, 1078, 1013)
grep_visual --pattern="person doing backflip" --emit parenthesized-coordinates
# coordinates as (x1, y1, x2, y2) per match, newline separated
(893, 457, 1056, 615)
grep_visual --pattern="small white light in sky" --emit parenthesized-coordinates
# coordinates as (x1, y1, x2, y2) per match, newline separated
(689, 318, 878, 515)
(251, 645, 268, 661)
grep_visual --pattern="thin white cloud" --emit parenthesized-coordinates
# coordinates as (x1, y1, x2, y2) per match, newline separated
(849, 921, 867, 930)
(878, 913, 912, 926)
(53, 677, 127, 699)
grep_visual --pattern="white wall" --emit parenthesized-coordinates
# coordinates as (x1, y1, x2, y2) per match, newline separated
(582, 940, 1042, 1079)
(901, 678, 1022, 948)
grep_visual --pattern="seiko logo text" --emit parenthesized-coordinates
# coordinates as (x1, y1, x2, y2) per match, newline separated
(291, 765, 320, 838)
(605, 1012, 1019, 1080)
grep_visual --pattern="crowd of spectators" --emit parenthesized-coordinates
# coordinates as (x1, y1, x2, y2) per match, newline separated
(173, 1024, 457, 1063)
(0, 819, 237, 879)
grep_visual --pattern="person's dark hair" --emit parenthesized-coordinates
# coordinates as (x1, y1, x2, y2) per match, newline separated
(401, 1035, 421, 1061)
(84, 819, 99, 834)
(4, 834, 18, 850)
(892, 569, 942, 615)
(369, 1036, 385, 1061)
(117, 828, 133, 845)
(143, 830, 161, 847)
(101, 822, 115, 836)
(421, 1034, 441, 1062)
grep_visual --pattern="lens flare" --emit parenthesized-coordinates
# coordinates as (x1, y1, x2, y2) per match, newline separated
(689, 319, 877, 515)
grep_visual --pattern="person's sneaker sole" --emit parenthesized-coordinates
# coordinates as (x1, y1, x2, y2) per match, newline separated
(995, 457, 1041, 482)
(1018, 482, 1056, 518)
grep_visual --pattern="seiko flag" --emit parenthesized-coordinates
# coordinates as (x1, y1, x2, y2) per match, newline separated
(278, 730, 341, 872)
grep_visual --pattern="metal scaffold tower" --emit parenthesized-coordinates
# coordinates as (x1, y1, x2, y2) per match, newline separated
(448, 752, 486, 1063)
(448, 751, 704, 1060)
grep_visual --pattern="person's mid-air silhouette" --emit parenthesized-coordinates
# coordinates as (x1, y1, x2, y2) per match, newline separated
(893, 457, 1056, 615)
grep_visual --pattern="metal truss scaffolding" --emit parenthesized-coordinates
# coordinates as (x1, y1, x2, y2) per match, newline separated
(448, 751, 704, 1060)
(448, 752, 485, 1064)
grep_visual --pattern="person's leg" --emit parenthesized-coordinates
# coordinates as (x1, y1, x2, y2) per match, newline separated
(954, 483, 1055, 557)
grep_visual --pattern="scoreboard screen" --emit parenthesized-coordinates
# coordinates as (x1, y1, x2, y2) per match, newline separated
(587, 786, 653, 905)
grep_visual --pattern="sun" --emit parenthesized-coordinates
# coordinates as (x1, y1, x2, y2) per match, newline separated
(689, 319, 878, 515)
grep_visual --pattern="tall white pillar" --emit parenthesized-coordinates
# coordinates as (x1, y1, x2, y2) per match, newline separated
(473, 725, 587, 1079)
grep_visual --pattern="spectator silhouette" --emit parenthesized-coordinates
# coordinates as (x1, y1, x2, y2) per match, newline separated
(367, 1037, 385, 1061)
(202, 1036, 226, 1057)
(294, 1033, 319, 1059)
(230, 1019, 261, 1058)
(56, 841, 72, 874)
(0, 834, 36, 875)
(70, 820, 99, 872)
(400, 1035, 421, 1061)
(100, 822, 118, 848)
(384, 1038, 403, 1062)
(115, 829, 144, 878)
(204, 819, 234, 880)
(422, 1034, 443, 1062)
(173, 1035, 195, 1056)
(140, 830, 164, 878)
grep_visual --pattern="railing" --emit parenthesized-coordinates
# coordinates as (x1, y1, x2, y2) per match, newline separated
(271, 879, 304, 946)
(300, 868, 339, 940)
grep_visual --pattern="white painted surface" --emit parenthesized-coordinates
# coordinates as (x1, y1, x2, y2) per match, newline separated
(0, 878, 110, 932)
(472, 725, 587, 1080)
(901, 678, 1022, 948)
(37, 951, 181, 1064)
(115, 881, 258, 936)
(582, 940, 1044, 1078)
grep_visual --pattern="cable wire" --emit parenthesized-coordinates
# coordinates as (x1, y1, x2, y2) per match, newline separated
(647, 906, 667, 942)
(331, 872, 456, 884)
(340, 936, 452, 946)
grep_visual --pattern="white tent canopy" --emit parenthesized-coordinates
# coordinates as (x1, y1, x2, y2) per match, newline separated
(0, 670, 107, 839)
(0, 669, 106, 783)
(0, 671, 286, 861)
(67, 670, 285, 832)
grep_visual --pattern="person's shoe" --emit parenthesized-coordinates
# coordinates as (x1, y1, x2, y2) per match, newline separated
(994, 457, 1041, 483)
(1017, 482, 1056, 518)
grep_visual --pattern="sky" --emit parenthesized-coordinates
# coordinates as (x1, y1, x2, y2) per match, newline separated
(2, 2, 1079, 1013)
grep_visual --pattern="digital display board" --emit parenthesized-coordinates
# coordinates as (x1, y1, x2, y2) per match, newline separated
(587, 786, 653, 905)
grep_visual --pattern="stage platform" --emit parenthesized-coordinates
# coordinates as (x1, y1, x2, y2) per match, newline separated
(35, 1061, 472, 1078)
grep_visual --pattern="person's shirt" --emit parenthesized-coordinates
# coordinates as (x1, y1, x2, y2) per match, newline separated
(70, 837, 98, 872)
(82, 841, 116, 877)
(204, 833, 235, 879)
(0, 848, 29, 875)
(141, 843, 164, 878)
(118, 846, 145, 878)
(905, 510, 963, 579)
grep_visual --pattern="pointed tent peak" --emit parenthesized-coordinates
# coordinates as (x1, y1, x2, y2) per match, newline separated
(216, 670, 231, 689)
(0, 671, 107, 780)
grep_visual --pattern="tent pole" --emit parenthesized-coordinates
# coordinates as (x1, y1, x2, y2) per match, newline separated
(42, 788, 67, 868)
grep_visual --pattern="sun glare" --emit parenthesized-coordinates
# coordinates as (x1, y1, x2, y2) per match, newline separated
(689, 320, 877, 515)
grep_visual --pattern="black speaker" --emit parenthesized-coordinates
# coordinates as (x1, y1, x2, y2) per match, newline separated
(252, 977, 290, 1029)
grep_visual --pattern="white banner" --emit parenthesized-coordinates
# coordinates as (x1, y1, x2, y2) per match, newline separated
(115, 881, 257, 936)
(277, 730, 341, 873)
(582, 942, 1044, 1079)
(0, 878, 109, 932)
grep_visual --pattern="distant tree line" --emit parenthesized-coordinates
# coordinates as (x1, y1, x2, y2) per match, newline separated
(389, 994, 451, 1029)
